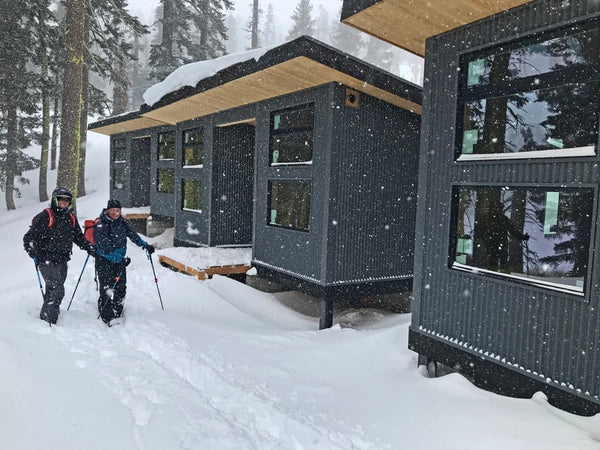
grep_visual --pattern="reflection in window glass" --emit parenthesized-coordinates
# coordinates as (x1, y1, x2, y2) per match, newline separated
(467, 28, 598, 86)
(113, 139, 126, 162)
(183, 128, 203, 166)
(268, 181, 311, 231)
(461, 25, 599, 158)
(182, 179, 202, 211)
(462, 81, 599, 155)
(157, 168, 174, 193)
(158, 131, 175, 160)
(113, 167, 125, 190)
(270, 104, 314, 164)
(453, 186, 593, 293)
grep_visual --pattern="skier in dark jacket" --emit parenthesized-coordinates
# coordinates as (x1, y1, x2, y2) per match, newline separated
(23, 187, 96, 324)
(94, 199, 155, 324)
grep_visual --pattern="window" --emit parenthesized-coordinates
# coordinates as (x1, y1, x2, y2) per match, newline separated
(268, 180, 311, 231)
(157, 168, 174, 193)
(158, 131, 175, 160)
(459, 25, 599, 160)
(270, 104, 314, 165)
(182, 179, 202, 211)
(452, 186, 594, 294)
(183, 128, 203, 166)
(113, 139, 126, 162)
(113, 167, 125, 190)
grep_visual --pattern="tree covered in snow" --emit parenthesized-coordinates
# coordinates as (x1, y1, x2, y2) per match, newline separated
(0, 0, 50, 209)
(262, 3, 277, 46)
(286, 0, 315, 41)
(149, 0, 234, 82)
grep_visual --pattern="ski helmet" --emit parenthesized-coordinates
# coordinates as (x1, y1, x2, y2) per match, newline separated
(51, 187, 73, 211)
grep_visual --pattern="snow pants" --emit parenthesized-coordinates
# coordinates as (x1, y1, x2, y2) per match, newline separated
(38, 261, 68, 324)
(96, 256, 126, 322)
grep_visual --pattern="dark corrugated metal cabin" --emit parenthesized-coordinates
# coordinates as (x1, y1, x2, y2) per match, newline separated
(342, 0, 600, 415)
(252, 82, 421, 306)
(89, 36, 422, 325)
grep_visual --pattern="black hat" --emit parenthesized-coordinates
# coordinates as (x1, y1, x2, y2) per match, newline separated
(107, 199, 121, 209)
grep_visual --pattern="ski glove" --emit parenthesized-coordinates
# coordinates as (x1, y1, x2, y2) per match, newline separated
(121, 257, 131, 267)
(145, 244, 155, 254)
(87, 246, 97, 258)
(24, 241, 35, 259)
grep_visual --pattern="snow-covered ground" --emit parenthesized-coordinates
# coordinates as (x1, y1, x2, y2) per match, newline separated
(0, 133, 599, 449)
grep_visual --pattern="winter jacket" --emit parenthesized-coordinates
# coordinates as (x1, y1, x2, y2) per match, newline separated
(24, 206, 89, 263)
(94, 209, 147, 263)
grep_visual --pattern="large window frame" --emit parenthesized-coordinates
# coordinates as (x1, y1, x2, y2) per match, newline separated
(182, 178, 202, 212)
(112, 138, 126, 162)
(182, 127, 203, 167)
(158, 131, 175, 161)
(450, 184, 595, 296)
(456, 22, 600, 162)
(157, 168, 174, 194)
(267, 180, 312, 232)
(269, 103, 315, 166)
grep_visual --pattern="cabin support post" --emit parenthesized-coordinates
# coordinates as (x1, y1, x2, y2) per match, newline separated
(319, 299, 334, 329)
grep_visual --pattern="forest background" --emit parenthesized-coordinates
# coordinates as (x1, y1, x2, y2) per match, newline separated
(0, 0, 423, 212)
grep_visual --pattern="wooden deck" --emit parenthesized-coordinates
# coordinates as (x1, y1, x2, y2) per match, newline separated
(158, 254, 250, 281)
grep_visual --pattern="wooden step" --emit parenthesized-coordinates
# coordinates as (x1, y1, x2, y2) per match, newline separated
(158, 255, 250, 281)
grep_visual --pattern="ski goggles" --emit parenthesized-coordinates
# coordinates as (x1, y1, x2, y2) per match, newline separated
(55, 196, 72, 203)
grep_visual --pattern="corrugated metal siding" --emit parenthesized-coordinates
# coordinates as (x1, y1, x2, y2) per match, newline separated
(211, 124, 255, 246)
(414, 0, 600, 402)
(252, 85, 330, 282)
(328, 85, 420, 283)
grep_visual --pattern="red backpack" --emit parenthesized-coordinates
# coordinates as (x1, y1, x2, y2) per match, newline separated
(84, 218, 99, 246)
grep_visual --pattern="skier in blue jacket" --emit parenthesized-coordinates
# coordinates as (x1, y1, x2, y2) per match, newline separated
(94, 199, 154, 324)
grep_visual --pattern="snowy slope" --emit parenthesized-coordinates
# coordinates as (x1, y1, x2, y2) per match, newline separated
(0, 134, 599, 449)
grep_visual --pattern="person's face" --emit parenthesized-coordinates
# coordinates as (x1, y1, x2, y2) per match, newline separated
(56, 196, 71, 209)
(107, 207, 121, 220)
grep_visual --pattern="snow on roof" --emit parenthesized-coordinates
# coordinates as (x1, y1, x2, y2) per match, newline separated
(143, 46, 275, 107)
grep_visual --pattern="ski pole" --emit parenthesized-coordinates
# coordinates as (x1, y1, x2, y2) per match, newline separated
(67, 254, 89, 311)
(147, 251, 164, 310)
(97, 269, 124, 320)
(32, 256, 45, 300)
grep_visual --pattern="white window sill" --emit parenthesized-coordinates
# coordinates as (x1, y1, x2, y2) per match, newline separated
(183, 164, 203, 169)
(452, 262, 584, 295)
(457, 145, 595, 162)
(183, 208, 202, 213)
(271, 161, 313, 166)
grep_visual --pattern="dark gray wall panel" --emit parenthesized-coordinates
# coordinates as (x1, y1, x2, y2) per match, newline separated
(413, 0, 600, 404)
(327, 84, 420, 284)
(252, 85, 331, 283)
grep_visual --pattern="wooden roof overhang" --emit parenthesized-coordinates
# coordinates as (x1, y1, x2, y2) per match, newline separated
(89, 36, 422, 136)
(340, 0, 532, 56)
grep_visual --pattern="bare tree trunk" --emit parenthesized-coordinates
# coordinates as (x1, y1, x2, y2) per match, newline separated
(251, 0, 259, 49)
(5, 107, 17, 210)
(39, 22, 50, 203)
(77, 9, 90, 198)
(57, 0, 86, 211)
(112, 51, 129, 115)
(50, 93, 59, 171)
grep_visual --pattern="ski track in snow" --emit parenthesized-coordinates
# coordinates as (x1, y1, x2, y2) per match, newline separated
(27, 278, 377, 450)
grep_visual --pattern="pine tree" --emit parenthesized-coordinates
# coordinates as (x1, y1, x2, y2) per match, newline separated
(262, 3, 277, 46)
(314, 5, 329, 42)
(286, 0, 315, 41)
(149, 0, 233, 82)
(331, 8, 363, 56)
(0, 0, 44, 210)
